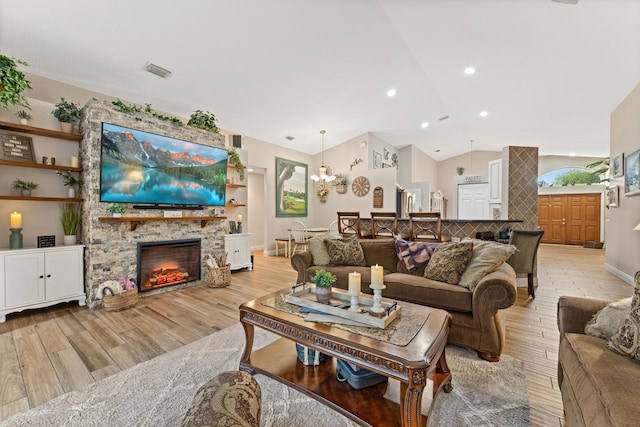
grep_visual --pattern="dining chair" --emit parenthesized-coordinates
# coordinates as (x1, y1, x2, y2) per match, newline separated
(290, 221, 309, 256)
(328, 220, 341, 239)
(507, 229, 545, 298)
(408, 212, 442, 242)
(370, 212, 398, 238)
(337, 212, 363, 238)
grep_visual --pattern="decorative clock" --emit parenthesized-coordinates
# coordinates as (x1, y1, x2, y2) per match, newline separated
(352, 176, 370, 197)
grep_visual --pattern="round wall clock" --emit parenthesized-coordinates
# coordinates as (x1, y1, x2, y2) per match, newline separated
(352, 176, 370, 197)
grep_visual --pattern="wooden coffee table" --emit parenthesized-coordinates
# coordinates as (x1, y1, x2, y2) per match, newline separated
(239, 288, 452, 427)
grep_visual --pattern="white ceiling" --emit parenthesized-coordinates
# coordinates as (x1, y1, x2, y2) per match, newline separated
(1, 0, 639, 161)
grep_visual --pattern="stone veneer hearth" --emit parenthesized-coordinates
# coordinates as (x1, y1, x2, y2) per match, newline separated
(79, 100, 227, 308)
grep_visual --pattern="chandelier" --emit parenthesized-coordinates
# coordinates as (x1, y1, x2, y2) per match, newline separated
(311, 130, 336, 184)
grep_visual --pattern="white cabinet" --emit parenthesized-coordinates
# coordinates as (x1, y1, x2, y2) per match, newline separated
(225, 233, 252, 271)
(0, 245, 86, 322)
(488, 159, 502, 204)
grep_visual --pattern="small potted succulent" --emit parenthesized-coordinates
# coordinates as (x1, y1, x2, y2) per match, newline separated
(16, 110, 32, 125)
(13, 178, 38, 197)
(311, 269, 337, 303)
(107, 204, 125, 218)
(51, 97, 81, 133)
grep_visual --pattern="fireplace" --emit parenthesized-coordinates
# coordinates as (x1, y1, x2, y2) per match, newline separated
(137, 239, 201, 292)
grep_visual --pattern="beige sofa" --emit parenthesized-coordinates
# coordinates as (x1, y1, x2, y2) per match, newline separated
(291, 238, 517, 361)
(557, 296, 640, 426)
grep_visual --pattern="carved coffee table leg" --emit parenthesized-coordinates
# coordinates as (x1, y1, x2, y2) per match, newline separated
(401, 369, 427, 427)
(437, 346, 453, 393)
(239, 318, 256, 374)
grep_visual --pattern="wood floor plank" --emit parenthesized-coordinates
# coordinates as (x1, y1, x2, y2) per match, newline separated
(34, 319, 71, 354)
(67, 330, 114, 373)
(0, 349, 26, 405)
(49, 348, 95, 392)
(13, 333, 64, 407)
(80, 317, 126, 351)
(107, 344, 147, 370)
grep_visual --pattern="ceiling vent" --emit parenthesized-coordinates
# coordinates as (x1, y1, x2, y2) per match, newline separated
(438, 115, 450, 121)
(144, 63, 173, 79)
(552, 0, 578, 4)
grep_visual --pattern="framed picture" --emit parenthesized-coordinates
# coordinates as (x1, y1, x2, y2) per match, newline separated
(607, 185, 619, 208)
(228, 220, 237, 234)
(276, 157, 308, 217)
(624, 149, 640, 196)
(612, 153, 624, 178)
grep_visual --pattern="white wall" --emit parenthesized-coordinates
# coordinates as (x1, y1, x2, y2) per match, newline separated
(247, 170, 265, 250)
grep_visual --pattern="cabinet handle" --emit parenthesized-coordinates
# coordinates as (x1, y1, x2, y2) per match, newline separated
(47, 274, 51, 278)
(39, 275, 44, 279)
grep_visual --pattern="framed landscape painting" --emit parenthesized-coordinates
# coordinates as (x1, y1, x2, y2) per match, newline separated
(276, 157, 308, 217)
(624, 149, 640, 196)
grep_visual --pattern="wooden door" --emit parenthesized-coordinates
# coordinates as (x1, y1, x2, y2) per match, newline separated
(538, 194, 601, 245)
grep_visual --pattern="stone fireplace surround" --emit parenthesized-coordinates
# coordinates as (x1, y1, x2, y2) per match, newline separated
(79, 101, 226, 309)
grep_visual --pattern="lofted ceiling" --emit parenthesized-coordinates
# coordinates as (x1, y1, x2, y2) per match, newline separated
(1, 0, 639, 161)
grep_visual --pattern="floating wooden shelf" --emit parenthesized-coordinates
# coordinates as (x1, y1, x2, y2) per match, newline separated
(0, 159, 82, 172)
(98, 216, 227, 231)
(225, 203, 246, 207)
(0, 121, 82, 142)
(0, 195, 82, 202)
(226, 183, 246, 188)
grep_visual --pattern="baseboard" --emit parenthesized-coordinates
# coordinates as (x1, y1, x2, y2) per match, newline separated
(604, 263, 634, 286)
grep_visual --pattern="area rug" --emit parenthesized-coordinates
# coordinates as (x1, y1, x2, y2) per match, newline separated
(1, 323, 530, 426)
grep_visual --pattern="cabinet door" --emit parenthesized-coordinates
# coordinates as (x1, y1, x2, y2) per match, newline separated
(225, 235, 238, 268)
(45, 249, 82, 300)
(236, 235, 251, 266)
(5, 253, 45, 307)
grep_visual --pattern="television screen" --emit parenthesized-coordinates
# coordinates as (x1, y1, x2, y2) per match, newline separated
(99, 122, 228, 207)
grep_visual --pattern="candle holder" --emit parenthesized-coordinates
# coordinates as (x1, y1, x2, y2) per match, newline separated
(237, 222, 243, 233)
(368, 284, 386, 318)
(9, 228, 23, 249)
(348, 292, 361, 312)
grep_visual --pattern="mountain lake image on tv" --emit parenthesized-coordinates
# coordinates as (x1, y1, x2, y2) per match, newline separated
(100, 123, 228, 207)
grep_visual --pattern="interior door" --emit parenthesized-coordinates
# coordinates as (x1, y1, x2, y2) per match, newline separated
(538, 194, 601, 245)
(538, 195, 565, 244)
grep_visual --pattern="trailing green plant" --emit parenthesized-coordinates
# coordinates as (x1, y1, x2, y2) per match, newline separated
(107, 204, 125, 214)
(112, 99, 142, 113)
(586, 157, 610, 184)
(187, 110, 219, 133)
(16, 110, 32, 120)
(311, 269, 337, 288)
(111, 99, 184, 126)
(0, 55, 31, 110)
(144, 104, 184, 126)
(12, 178, 38, 190)
(51, 97, 81, 122)
(60, 203, 81, 235)
(56, 170, 84, 188)
(228, 147, 245, 181)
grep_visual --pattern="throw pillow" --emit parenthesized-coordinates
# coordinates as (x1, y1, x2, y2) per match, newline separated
(585, 297, 633, 340)
(608, 286, 640, 361)
(423, 241, 474, 285)
(308, 236, 331, 266)
(325, 235, 366, 266)
(394, 238, 440, 272)
(458, 239, 517, 291)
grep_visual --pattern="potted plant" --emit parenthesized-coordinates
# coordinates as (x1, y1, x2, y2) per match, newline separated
(333, 174, 348, 194)
(316, 186, 329, 203)
(56, 170, 84, 198)
(228, 147, 245, 181)
(60, 203, 80, 244)
(13, 178, 38, 197)
(456, 166, 465, 175)
(16, 110, 32, 125)
(311, 269, 337, 303)
(107, 204, 125, 218)
(51, 97, 81, 133)
(187, 110, 219, 133)
(0, 55, 31, 110)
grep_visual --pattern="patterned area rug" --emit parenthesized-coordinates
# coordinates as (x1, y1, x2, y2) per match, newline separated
(2, 323, 529, 426)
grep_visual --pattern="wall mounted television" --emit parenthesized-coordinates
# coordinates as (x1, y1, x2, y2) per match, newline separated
(99, 122, 228, 208)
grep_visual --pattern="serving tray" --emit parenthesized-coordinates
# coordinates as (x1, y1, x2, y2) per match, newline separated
(284, 283, 401, 329)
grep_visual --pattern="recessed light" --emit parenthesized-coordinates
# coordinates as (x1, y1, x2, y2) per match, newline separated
(464, 67, 476, 75)
(479, 111, 488, 117)
(387, 88, 397, 97)
(421, 122, 429, 128)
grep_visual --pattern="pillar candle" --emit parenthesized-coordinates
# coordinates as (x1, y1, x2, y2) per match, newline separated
(348, 271, 361, 295)
(237, 214, 242, 223)
(370, 264, 384, 289)
(71, 156, 79, 168)
(10, 212, 22, 228)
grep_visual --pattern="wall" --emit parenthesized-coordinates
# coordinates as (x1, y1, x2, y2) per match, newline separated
(606, 83, 640, 284)
(247, 169, 265, 250)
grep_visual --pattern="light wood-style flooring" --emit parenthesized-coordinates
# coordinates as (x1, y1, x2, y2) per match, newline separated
(0, 244, 634, 426)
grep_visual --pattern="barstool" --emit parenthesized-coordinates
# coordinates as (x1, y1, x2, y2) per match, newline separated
(408, 212, 442, 242)
(337, 212, 363, 238)
(370, 212, 398, 238)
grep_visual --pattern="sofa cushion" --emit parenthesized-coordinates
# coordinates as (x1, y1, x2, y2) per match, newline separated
(325, 235, 366, 266)
(560, 333, 640, 426)
(394, 238, 440, 272)
(584, 296, 633, 340)
(423, 242, 474, 285)
(458, 239, 516, 291)
(359, 238, 398, 272)
(308, 236, 331, 266)
(383, 272, 472, 312)
(608, 286, 640, 361)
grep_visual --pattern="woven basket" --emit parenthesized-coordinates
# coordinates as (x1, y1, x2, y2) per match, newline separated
(583, 240, 604, 249)
(103, 289, 138, 312)
(206, 265, 231, 288)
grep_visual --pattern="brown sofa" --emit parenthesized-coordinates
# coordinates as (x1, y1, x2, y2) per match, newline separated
(291, 238, 517, 361)
(557, 296, 640, 426)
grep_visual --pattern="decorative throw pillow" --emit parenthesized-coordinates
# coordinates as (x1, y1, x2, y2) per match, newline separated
(608, 286, 640, 361)
(585, 297, 633, 339)
(458, 239, 517, 291)
(308, 236, 331, 266)
(394, 238, 440, 272)
(423, 242, 474, 285)
(325, 235, 366, 266)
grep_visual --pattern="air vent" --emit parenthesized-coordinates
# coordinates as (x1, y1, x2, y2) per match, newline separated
(552, 0, 578, 4)
(144, 63, 173, 79)
(285, 135, 295, 141)
(438, 115, 450, 121)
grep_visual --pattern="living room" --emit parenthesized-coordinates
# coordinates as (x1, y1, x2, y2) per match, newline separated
(1, 1, 640, 426)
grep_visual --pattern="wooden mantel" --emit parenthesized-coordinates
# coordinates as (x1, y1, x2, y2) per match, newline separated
(98, 216, 226, 231)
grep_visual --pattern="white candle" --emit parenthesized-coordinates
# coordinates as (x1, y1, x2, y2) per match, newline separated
(348, 271, 361, 295)
(10, 212, 22, 228)
(237, 214, 242, 222)
(71, 156, 79, 168)
(370, 264, 384, 289)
